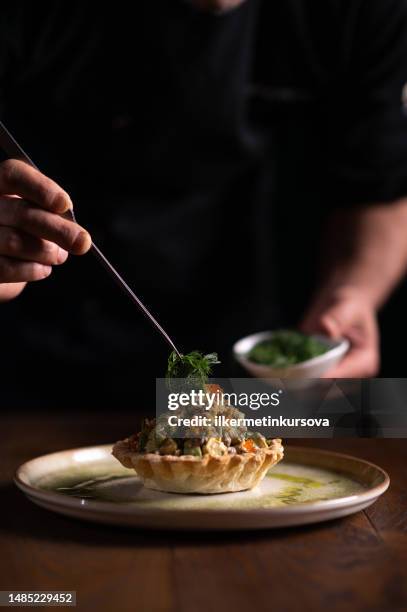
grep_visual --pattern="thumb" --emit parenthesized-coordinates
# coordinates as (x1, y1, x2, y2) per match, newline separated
(319, 299, 359, 339)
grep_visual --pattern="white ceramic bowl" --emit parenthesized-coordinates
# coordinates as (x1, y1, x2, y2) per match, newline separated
(233, 331, 349, 380)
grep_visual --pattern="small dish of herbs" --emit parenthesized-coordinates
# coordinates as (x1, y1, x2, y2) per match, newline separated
(247, 330, 327, 368)
(233, 329, 349, 380)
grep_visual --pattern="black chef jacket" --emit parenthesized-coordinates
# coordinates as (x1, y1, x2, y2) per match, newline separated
(0, 0, 406, 410)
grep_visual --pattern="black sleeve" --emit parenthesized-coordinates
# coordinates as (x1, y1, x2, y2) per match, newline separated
(327, 0, 407, 206)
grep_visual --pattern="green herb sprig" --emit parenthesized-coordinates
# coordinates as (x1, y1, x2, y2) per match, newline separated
(166, 350, 220, 391)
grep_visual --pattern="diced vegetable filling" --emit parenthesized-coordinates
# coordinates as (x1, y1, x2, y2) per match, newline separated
(128, 389, 279, 459)
(124, 350, 280, 458)
(128, 418, 277, 457)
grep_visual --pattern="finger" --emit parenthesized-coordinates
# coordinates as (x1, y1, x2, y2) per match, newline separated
(0, 255, 52, 283)
(0, 197, 91, 255)
(300, 296, 337, 335)
(322, 347, 379, 378)
(0, 159, 72, 213)
(0, 227, 68, 265)
(321, 309, 379, 377)
(319, 300, 362, 338)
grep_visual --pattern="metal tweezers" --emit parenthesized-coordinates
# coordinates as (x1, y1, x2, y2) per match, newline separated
(0, 120, 182, 357)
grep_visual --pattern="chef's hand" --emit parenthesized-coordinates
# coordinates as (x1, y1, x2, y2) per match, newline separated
(0, 159, 91, 292)
(300, 286, 380, 377)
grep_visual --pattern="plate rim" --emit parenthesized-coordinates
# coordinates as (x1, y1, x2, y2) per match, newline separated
(14, 444, 390, 517)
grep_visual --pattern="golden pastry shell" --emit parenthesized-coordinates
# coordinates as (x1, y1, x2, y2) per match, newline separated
(112, 438, 284, 494)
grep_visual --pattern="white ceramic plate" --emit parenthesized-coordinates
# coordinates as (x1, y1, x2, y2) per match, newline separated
(233, 331, 350, 380)
(15, 445, 389, 530)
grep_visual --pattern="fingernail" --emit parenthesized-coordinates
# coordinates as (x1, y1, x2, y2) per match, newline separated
(57, 248, 69, 264)
(53, 191, 73, 214)
(41, 265, 52, 278)
(72, 230, 91, 254)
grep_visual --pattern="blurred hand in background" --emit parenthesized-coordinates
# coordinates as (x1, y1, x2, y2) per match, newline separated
(300, 200, 407, 377)
(300, 286, 380, 377)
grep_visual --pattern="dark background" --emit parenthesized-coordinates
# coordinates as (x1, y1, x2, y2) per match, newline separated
(0, 1, 406, 412)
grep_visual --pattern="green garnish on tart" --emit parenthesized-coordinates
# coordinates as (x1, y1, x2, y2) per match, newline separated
(165, 350, 220, 391)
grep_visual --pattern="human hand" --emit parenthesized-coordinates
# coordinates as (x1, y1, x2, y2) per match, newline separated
(300, 286, 380, 377)
(0, 159, 91, 285)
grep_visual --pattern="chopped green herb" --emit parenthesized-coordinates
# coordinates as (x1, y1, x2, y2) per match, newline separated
(248, 330, 327, 367)
(166, 350, 220, 391)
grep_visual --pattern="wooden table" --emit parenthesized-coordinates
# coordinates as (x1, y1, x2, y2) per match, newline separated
(1, 411, 406, 612)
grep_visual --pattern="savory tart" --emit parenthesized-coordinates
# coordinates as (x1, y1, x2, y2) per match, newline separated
(113, 385, 284, 494)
